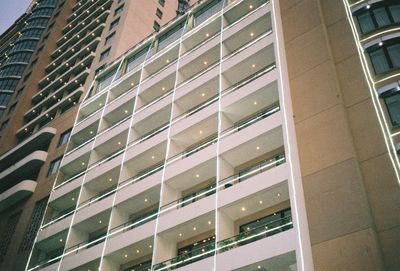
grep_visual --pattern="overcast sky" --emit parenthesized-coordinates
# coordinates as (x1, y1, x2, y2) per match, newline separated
(0, 0, 32, 35)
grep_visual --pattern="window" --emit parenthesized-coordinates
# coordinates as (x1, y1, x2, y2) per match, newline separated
(110, 18, 120, 30)
(58, 128, 72, 146)
(0, 93, 12, 106)
(159, 0, 165, 7)
(19, 198, 48, 252)
(47, 157, 62, 176)
(156, 8, 163, 19)
(194, 0, 223, 26)
(7, 103, 16, 115)
(383, 92, 400, 126)
(126, 46, 148, 72)
(356, 3, 400, 34)
(0, 212, 21, 263)
(0, 79, 19, 90)
(368, 41, 400, 75)
(100, 48, 111, 61)
(157, 21, 185, 50)
(16, 87, 24, 98)
(153, 21, 160, 32)
(0, 120, 8, 132)
(114, 4, 124, 16)
(105, 32, 115, 46)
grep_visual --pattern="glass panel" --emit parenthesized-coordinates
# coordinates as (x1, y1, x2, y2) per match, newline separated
(158, 22, 185, 51)
(369, 48, 390, 75)
(389, 5, 400, 23)
(357, 12, 375, 34)
(384, 93, 400, 126)
(387, 44, 400, 69)
(194, 0, 223, 26)
(127, 46, 148, 72)
(373, 7, 391, 27)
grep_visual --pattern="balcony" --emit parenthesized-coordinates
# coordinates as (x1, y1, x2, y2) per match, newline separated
(0, 180, 37, 212)
(0, 150, 47, 193)
(0, 127, 55, 172)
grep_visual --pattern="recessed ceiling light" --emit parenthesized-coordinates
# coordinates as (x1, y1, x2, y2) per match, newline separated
(118, 141, 121, 145)
(81, 162, 85, 166)
(253, 101, 257, 105)
(196, 174, 200, 178)
(162, 87, 166, 91)
(259, 200, 263, 204)
(252, 64, 256, 68)
(144, 198, 148, 202)
(124, 254, 128, 258)
(366, 4, 370, 9)
(98, 220, 102, 224)
(199, 130, 203, 134)
(151, 155, 155, 160)
(130, 82, 134, 86)
(250, 32, 254, 37)
(179, 233, 182, 237)
(109, 178, 113, 182)
(201, 93, 205, 97)
(136, 249, 140, 253)
(193, 227, 197, 231)
(249, 5, 253, 9)
(204, 61, 208, 65)
(277, 193, 281, 197)
(379, 41, 383, 46)
(256, 146, 260, 150)
(59, 238, 63, 242)
(166, 59, 170, 63)
(149, 244, 152, 248)
(124, 109, 128, 114)
(241, 207, 246, 212)
(72, 197, 75, 201)
(205, 33, 209, 37)
(257, 265, 261, 269)
(208, 220, 212, 225)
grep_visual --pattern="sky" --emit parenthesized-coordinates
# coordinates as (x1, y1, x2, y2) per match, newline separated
(0, 0, 32, 35)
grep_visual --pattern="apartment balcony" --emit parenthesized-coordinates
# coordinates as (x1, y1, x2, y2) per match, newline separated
(229, 251, 296, 271)
(44, 36, 100, 74)
(44, 186, 79, 226)
(102, 238, 154, 271)
(142, 44, 180, 81)
(39, 52, 95, 90)
(57, 7, 110, 48)
(222, 4, 272, 58)
(137, 72, 175, 111)
(28, 229, 68, 271)
(0, 150, 47, 193)
(154, 212, 215, 270)
(223, 0, 268, 28)
(0, 180, 37, 212)
(222, 38, 274, 92)
(177, 43, 220, 86)
(129, 103, 171, 145)
(122, 140, 167, 184)
(85, 152, 124, 185)
(58, 150, 90, 184)
(65, 0, 110, 28)
(180, 12, 222, 56)
(51, 23, 106, 60)
(0, 127, 55, 171)
(32, 68, 89, 106)
(25, 86, 84, 123)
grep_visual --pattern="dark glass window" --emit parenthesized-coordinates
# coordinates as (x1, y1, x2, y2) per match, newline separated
(7, 103, 16, 115)
(356, 3, 400, 34)
(110, 18, 120, 30)
(114, 4, 124, 16)
(47, 156, 62, 176)
(0, 93, 12, 106)
(159, 0, 165, 7)
(0, 120, 8, 132)
(58, 128, 72, 146)
(156, 8, 163, 19)
(153, 21, 160, 32)
(384, 92, 400, 126)
(100, 48, 111, 61)
(194, 0, 223, 26)
(105, 32, 115, 46)
(368, 41, 400, 75)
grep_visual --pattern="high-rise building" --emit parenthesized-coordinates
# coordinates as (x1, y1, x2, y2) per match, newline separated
(23, 0, 400, 271)
(0, 0, 183, 270)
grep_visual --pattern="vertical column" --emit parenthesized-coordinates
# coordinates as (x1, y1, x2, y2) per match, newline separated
(270, 1, 314, 270)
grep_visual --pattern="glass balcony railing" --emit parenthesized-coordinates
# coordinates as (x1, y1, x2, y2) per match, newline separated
(160, 182, 216, 213)
(219, 153, 286, 189)
(64, 232, 107, 254)
(168, 134, 218, 163)
(123, 260, 152, 271)
(109, 208, 159, 235)
(153, 239, 215, 271)
(119, 161, 165, 187)
(217, 213, 293, 253)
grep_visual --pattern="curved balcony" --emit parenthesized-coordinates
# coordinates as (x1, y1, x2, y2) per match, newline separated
(0, 180, 37, 212)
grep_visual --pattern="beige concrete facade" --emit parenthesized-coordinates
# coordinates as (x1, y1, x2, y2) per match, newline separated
(281, 0, 400, 270)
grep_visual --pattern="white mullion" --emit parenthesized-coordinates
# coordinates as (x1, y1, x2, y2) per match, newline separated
(213, 2, 226, 270)
(151, 16, 190, 268)
(97, 42, 155, 269)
